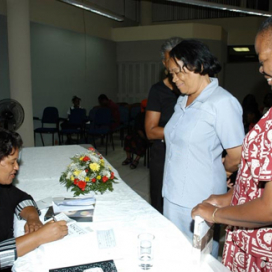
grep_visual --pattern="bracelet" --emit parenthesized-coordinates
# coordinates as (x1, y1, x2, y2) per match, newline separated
(212, 207, 219, 223)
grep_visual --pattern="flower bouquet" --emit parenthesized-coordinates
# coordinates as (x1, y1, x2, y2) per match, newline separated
(60, 147, 117, 196)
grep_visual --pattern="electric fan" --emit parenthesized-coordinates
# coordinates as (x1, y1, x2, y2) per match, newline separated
(0, 99, 24, 131)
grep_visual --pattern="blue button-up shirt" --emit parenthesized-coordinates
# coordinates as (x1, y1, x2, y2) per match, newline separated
(163, 78, 245, 208)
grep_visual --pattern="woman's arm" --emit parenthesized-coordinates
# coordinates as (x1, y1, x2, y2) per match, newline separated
(16, 220, 68, 257)
(145, 111, 164, 140)
(20, 206, 43, 234)
(203, 187, 234, 208)
(224, 145, 242, 175)
(192, 181, 272, 228)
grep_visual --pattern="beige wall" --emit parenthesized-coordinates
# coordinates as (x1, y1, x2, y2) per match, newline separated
(0, 0, 137, 40)
(0, 1, 265, 45)
(112, 23, 226, 42)
(154, 17, 265, 45)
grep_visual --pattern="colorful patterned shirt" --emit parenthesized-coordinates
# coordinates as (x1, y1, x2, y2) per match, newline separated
(223, 107, 272, 271)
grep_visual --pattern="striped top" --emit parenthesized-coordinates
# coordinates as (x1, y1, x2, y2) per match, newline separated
(0, 185, 40, 269)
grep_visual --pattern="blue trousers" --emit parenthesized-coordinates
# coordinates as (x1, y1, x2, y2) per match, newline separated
(163, 197, 220, 259)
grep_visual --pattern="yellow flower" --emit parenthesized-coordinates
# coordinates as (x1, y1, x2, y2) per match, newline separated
(70, 175, 75, 181)
(97, 175, 101, 180)
(89, 163, 100, 172)
(85, 177, 90, 182)
(79, 156, 84, 161)
(73, 170, 81, 177)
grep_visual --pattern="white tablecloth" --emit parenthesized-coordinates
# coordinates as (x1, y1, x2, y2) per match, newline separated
(12, 145, 229, 272)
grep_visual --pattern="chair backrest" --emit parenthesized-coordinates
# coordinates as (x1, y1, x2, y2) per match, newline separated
(93, 107, 111, 127)
(117, 102, 129, 107)
(119, 106, 129, 124)
(129, 103, 141, 120)
(89, 106, 100, 122)
(69, 108, 86, 125)
(42, 107, 59, 124)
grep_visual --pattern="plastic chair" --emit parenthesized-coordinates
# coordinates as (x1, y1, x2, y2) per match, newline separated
(34, 107, 59, 146)
(86, 107, 114, 155)
(129, 103, 141, 131)
(114, 105, 130, 147)
(60, 108, 87, 144)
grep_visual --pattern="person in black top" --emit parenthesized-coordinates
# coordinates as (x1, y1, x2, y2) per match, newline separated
(0, 129, 68, 270)
(145, 37, 182, 214)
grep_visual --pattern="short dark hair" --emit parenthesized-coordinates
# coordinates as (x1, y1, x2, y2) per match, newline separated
(98, 94, 109, 101)
(257, 16, 272, 36)
(169, 39, 221, 76)
(72, 96, 81, 103)
(0, 128, 23, 161)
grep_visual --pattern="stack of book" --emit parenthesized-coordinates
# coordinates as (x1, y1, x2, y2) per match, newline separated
(45, 196, 96, 222)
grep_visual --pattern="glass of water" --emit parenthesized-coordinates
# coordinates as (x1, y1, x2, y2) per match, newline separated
(138, 233, 155, 270)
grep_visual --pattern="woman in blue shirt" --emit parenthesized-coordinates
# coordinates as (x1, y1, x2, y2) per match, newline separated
(163, 39, 245, 257)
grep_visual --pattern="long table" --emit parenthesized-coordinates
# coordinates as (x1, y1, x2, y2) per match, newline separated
(12, 145, 229, 272)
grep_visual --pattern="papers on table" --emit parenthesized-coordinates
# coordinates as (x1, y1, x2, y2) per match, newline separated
(54, 213, 90, 236)
(52, 196, 96, 213)
(96, 229, 116, 249)
(36, 197, 53, 210)
(54, 196, 96, 206)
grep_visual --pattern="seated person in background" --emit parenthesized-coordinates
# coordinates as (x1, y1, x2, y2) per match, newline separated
(98, 94, 120, 130)
(61, 96, 85, 144)
(0, 129, 67, 270)
(122, 99, 148, 169)
(67, 96, 82, 117)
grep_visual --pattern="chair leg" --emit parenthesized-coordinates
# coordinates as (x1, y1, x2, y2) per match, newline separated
(144, 151, 147, 166)
(111, 133, 114, 151)
(40, 133, 45, 146)
(92, 135, 96, 148)
(147, 145, 150, 168)
(52, 133, 55, 146)
(105, 135, 108, 155)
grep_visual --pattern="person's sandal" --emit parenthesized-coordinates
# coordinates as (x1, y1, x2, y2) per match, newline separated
(122, 158, 132, 165)
(130, 160, 139, 169)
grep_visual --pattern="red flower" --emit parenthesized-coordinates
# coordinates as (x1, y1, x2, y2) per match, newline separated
(74, 180, 78, 185)
(110, 172, 114, 179)
(91, 178, 96, 183)
(85, 169, 89, 173)
(102, 176, 108, 183)
(88, 147, 95, 151)
(83, 156, 90, 162)
(77, 181, 86, 191)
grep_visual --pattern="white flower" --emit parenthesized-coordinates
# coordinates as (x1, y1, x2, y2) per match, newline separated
(101, 169, 110, 178)
(69, 163, 77, 171)
(89, 154, 100, 163)
(78, 170, 86, 180)
(66, 171, 72, 179)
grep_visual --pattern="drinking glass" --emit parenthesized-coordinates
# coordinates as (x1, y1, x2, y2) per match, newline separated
(138, 233, 155, 270)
